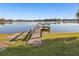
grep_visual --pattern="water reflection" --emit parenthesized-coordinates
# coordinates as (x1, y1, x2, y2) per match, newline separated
(1, 22, 79, 34)
(0, 22, 13, 26)
(0, 22, 36, 34)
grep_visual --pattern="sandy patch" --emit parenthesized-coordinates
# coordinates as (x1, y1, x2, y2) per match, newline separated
(0, 42, 8, 48)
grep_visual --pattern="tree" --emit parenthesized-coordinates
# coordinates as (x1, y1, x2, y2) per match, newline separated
(76, 9, 79, 19)
(76, 8, 79, 23)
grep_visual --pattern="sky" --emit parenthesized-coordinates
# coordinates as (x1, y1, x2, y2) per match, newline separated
(0, 3, 78, 20)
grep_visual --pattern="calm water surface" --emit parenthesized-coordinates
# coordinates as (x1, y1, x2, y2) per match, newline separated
(51, 23, 79, 32)
(0, 22, 37, 34)
(0, 22, 79, 34)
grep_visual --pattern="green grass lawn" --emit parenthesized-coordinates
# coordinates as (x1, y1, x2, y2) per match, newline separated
(1, 38, 79, 56)
(1, 33, 79, 56)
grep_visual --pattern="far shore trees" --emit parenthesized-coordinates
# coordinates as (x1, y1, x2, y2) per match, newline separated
(0, 18, 5, 23)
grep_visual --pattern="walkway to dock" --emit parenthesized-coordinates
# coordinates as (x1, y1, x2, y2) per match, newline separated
(7, 22, 50, 45)
(27, 24, 50, 45)
(27, 27, 42, 45)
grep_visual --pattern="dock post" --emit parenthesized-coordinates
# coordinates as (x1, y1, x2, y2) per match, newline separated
(40, 29, 42, 37)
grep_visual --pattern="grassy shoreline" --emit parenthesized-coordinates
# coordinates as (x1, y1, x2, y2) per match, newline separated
(0, 32, 79, 55)
(42, 32, 79, 40)
(0, 33, 21, 41)
(1, 32, 79, 39)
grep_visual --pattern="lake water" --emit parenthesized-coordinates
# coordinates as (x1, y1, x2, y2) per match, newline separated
(51, 23, 79, 32)
(0, 22, 37, 34)
(0, 22, 79, 34)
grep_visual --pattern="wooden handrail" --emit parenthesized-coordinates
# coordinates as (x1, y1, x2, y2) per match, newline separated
(26, 30, 32, 42)
(22, 29, 33, 42)
(22, 30, 31, 41)
(9, 31, 25, 42)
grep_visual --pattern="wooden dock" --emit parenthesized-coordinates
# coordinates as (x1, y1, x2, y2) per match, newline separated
(9, 23, 50, 45)
(27, 24, 50, 45)
(27, 27, 42, 45)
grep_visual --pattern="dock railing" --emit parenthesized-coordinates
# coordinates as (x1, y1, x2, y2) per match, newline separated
(22, 29, 32, 42)
(9, 31, 25, 42)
